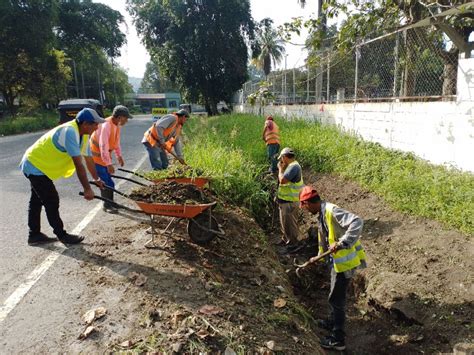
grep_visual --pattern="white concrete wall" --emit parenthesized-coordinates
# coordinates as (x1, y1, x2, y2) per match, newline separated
(237, 100, 474, 172)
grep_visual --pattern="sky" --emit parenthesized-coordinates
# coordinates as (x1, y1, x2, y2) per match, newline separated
(95, 0, 319, 78)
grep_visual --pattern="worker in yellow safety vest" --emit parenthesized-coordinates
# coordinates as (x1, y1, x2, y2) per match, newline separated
(276, 147, 304, 250)
(142, 109, 189, 170)
(20, 108, 105, 245)
(262, 116, 280, 173)
(90, 105, 132, 213)
(299, 185, 367, 351)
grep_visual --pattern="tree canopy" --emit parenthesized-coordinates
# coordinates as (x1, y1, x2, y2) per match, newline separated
(128, 0, 255, 115)
(0, 0, 130, 116)
(252, 19, 286, 77)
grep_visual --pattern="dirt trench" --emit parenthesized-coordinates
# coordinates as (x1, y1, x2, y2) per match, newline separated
(280, 172, 474, 354)
(63, 172, 472, 354)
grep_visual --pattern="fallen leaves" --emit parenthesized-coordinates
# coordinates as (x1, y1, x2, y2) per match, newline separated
(79, 306, 107, 340)
(198, 305, 224, 316)
(273, 298, 287, 308)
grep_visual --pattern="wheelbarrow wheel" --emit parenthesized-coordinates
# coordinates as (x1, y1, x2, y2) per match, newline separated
(187, 213, 218, 245)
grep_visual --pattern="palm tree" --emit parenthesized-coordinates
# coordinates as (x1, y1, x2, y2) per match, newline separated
(252, 19, 286, 78)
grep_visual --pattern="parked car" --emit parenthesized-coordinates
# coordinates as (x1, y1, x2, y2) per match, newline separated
(57, 99, 104, 124)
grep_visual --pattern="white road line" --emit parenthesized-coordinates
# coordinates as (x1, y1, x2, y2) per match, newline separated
(0, 154, 148, 323)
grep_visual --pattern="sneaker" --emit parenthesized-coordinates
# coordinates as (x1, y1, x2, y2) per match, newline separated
(320, 335, 346, 351)
(58, 233, 84, 245)
(103, 206, 119, 214)
(317, 319, 334, 331)
(28, 232, 56, 245)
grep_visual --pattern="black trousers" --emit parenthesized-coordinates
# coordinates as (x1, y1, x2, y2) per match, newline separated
(328, 268, 349, 341)
(26, 174, 66, 237)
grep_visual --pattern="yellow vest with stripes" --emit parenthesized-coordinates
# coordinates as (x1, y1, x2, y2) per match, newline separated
(25, 120, 88, 180)
(277, 161, 304, 202)
(319, 203, 367, 273)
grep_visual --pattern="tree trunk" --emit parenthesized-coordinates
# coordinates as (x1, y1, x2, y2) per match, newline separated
(402, 30, 416, 97)
(442, 61, 457, 97)
(2, 89, 17, 117)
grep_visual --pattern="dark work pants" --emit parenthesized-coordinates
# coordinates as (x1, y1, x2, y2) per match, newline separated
(26, 174, 66, 237)
(267, 143, 280, 173)
(328, 267, 349, 341)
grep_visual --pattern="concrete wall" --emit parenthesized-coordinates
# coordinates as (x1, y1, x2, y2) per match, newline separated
(237, 58, 474, 173)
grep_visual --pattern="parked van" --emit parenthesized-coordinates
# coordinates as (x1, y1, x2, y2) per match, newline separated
(58, 99, 104, 123)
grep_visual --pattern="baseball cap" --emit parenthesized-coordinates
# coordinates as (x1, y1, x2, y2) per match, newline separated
(176, 109, 189, 117)
(113, 105, 133, 118)
(277, 147, 295, 160)
(76, 108, 106, 124)
(299, 186, 321, 207)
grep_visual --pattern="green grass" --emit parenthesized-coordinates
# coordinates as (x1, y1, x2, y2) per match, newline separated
(184, 113, 474, 235)
(0, 111, 58, 136)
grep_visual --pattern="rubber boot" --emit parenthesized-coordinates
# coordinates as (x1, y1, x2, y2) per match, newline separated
(102, 189, 118, 214)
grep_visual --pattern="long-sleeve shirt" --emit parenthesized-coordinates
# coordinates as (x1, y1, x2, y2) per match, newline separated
(142, 114, 184, 159)
(319, 201, 365, 277)
(96, 119, 122, 166)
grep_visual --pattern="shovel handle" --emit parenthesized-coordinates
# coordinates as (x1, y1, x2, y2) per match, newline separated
(118, 168, 153, 182)
(79, 192, 145, 214)
(89, 181, 130, 199)
(294, 249, 333, 270)
(110, 174, 148, 186)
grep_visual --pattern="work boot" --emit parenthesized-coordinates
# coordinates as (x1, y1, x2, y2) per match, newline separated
(28, 232, 56, 245)
(58, 233, 84, 245)
(102, 189, 118, 214)
(320, 335, 346, 351)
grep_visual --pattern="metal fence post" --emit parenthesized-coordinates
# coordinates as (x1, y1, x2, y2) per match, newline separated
(393, 32, 399, 97)
(293, 68, 296, 103)
(354, 45, 360, 103)
(327, 54, 330, 103)
(306, 65, 310, 103)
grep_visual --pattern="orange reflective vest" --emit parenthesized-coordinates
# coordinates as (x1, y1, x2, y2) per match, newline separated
(144, 114, 179, 148)
(264, 121, 280, 145)
(90, 117, 120, 166)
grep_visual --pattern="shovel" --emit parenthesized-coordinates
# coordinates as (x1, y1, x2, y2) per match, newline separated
(293, 249, 333, 278)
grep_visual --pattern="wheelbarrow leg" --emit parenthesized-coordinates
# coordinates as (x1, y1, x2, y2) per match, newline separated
(144, 216, 177, 249)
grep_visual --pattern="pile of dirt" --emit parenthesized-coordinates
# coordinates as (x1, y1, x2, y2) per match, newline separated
(129, 181, 211, 204)
(70, 201, 325, 353)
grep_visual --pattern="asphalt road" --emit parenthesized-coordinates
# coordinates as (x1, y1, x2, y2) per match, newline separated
(0, 115, 153, 350)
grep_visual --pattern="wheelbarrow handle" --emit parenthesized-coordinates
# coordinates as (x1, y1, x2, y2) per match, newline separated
(110, 174, 148, 186)
(79, 192, 145, 214)
(118, 168, 153, 182)
(89, 181, 130, 199)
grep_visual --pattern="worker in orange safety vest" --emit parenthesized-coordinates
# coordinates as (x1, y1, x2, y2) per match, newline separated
(262, 116, 280, 173)
(142, 109, 189, 170)
(90, 105, 132, 213)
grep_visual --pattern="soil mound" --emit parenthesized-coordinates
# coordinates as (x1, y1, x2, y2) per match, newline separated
(129, 181, 212, 204)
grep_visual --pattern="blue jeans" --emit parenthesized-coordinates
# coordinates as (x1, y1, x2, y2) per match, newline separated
(95, 164, 115, 188)
(143, 142, 169, 170)
(267, 143, 280, 173)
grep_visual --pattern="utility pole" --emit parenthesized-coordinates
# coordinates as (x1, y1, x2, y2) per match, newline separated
(81, 65, 86, 99)
(72, 59, 79, 98)
(97, 69, 102, 104)
(284, 54, 288, 104)
(112, 58, 117, 106)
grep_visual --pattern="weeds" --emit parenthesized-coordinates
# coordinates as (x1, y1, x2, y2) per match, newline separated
(185, 114, 474, 235)
(0, 111, 58, 136)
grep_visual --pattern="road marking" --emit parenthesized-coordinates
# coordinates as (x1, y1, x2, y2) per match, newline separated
(0, 155, 148, 323)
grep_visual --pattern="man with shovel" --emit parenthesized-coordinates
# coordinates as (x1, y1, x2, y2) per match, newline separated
(298, 185, 367, 351)
(142, 109, 189, 170)
(90, 105, 132, 213)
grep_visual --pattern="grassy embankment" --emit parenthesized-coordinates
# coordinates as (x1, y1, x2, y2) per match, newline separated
(179, 113, 473, 235)
(0, 111, 58, 136)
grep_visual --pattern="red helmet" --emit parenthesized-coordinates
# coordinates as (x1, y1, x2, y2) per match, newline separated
(299, 186, 320, 207)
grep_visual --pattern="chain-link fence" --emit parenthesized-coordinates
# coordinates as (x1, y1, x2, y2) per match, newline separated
(238, 27, 458, 105)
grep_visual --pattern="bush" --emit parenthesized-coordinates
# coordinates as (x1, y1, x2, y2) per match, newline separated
(0, 111, 58, 136)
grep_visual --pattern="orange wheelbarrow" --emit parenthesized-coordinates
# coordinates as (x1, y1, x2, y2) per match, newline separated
(84, 183, 224, 248)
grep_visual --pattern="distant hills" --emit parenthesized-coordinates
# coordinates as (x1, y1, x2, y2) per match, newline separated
(128, 77, 142, 93)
